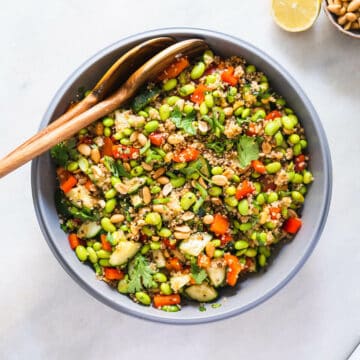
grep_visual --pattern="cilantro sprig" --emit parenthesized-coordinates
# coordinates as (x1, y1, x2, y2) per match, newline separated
(237, 135, 260, 168)
(127, 255, 155, 293)
(170, 107, 196, 135)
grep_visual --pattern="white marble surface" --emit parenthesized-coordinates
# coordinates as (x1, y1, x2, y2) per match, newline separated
(1, 1, 359, 359)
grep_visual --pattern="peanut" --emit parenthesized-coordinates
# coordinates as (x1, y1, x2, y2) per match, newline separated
(211, 175, 228, 186)
(348, 0, 360, 12)
(110, 214, 125, 224)
(338, 14, 348, 24)
(152, 167, 166, 179)
(203, 214, 214, 225)
(327, 4, 341, 14)
(156, 176, 170, 185)
(77, 143, 91, 156)
(137, 133, 147, 146)
(142, 186, 151, 205)
(90, 148, 100, 163)
(346, 12, 358, 21)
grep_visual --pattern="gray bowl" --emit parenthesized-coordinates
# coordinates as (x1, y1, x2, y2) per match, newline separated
(31, 28, 332, 324)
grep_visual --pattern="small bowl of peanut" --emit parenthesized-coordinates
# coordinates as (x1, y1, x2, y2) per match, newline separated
(324, 0, 360, 38)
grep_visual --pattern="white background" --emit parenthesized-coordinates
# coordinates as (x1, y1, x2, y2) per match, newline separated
(1, 1, 359, 359)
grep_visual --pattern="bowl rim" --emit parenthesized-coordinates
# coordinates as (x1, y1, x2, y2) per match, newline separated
(31, 27, 333, 324)
(323, 0, 360, 39)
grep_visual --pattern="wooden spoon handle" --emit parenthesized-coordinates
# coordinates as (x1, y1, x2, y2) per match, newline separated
(0, 88, 128, 178)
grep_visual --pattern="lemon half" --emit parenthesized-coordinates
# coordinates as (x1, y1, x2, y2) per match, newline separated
(272, 0, 321, 32)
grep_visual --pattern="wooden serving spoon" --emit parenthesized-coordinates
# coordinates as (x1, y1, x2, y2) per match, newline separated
(0, 38, 207, 178)
(9, 36, 175, 155)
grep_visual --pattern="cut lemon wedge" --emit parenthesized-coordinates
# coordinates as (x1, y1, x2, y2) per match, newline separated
(272, 0, 321, 32)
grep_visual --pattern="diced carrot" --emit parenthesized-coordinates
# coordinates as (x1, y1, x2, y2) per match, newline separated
(165, 257, 183, 272)
(68, 233, 80, 250)
(190, 84, 209, 104)
(60, 175, 77, 193)
(235, 180, 255, 200)
(246, 122, 258, 136)
(102, 137, 113, 157)
(224, 253, 243, 286)
(100, 234, 112, 251)
(149, 132, 165, 147)
(197, 254, 211, 268)
(172, 147, 200, 162)
(163, 238, 176, 250)
(283, 217, 302, 234)
(220, 233, 233, 246)
(209, 214, 229, 235)
(221, 66, 238, 86)
(103, 267, 124, 280)
(251, 160, 266, 174)
(158, 57, 189, 81)
(153, 294, 181, 308)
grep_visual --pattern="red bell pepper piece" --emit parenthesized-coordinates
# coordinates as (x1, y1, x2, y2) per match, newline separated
(149, 132, 165, 147)
(251, 160, 266, 174)
(100, 234, 112, 252)
(265, 110, 282, 121)
(68, 233, 80, 250)
(235, 180, 255, 200)
(294, 154, 306, 172)
(221, 66, 238, 86)
(172, 147, 200, 162)
(283, 217, 302, 234)
(112, 144, 140, 161)
(165, 257, 183, 272)
(153, 294, 181, 308)
(103, 268, 124, 280)
(190, 84, 209, 104)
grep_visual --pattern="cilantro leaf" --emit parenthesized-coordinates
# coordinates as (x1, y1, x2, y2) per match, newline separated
(50, 138, 77, 166)
(190, 259, 207, 284)
(170, 107, 196, 136)
(180, 159, 202, 177)
(237, 135, 259, 168)
(206, 139, 234, 154)
(127, 255, 155, 293)
(103, 156, 131, 178)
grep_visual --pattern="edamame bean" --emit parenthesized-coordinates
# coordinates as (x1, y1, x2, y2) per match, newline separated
(199, 102, 208, 115)
(234, 106, 244, 117)
(105, 198, 117, 213)
(118, 278, 129, 293)
(150, 242, 161, 250)
(245, 248, 257, 257)
(153, 273, 167, 283)
(259, 82, 269, 92)
(191, 61, 206, 79)
(160, 283, 172, 295)
(204, 93, 214, 108)
(123, 128, 133, 136)
(274, 131, 283, 146)
(86, 247, 98, 263)
(130, 166, 144, 177)
(253, 182, 261, 193)
(167, 96, 180, 105)
(144, 120, 159, 133)
(161, 305, 180, 312)
(226, 186, 236, 196)
(225, 196, 238, 207)
(170, 177, 186, 188)
(292, 191, 304, 203)
(135, 292, 151, 306)
(97, 249, 111, 259)
(104, 128, 111, 137)
(93, 242, 102, 251)
(267, 192, 278, 203)
(214, 249, 224, 258)
(299, 185, 307, 195)
(75, 245, 88, 262)
(150, 185, 161, 194)
(293, 143, 302, 156)
(183, 103, 194, 114)
(257, 232, 267, 244)
(292, 173, 303, 184)
(208, 186, 222, 196)
(67, 161, 78, 172)
(158, 228, 171, 237)
(282, 116, 295, 130)
(300, 139, 307, 149)
(276, 98, 286, 106)
(101, 217, 116, 233)
(203, 49, 214, 64)
(303, 171, 313, 184)
(258, 254, 267, 267)
(120, 138, 131, 146)
(264, 119, 281, 136)
(211, 166, 223, 175)
(179, 84, 195, 96)
(180, 192, 197, 210)
(211, 239, 221, 247)
(159, 104, 171, 121)
(99, 259, 110, 267)
(265, 162, 281, 174)
(288, 134, 300, 144)
(239, 222, 252, 232)
(246, 65, 256, 73)
(251, 109, 266, 121)
(241, 108, 251, 119)
(256, 193, 266, 205)
(105, 188, 117, 199)
(238, 199, 249, 216)
(102, 117, 114, 127)
(163, 78, 177, 91)
(145, 212, 162, 226)
(234, 240, 249, 250)
(111, 176, 121, 187)
(232, 175, 240, 183)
